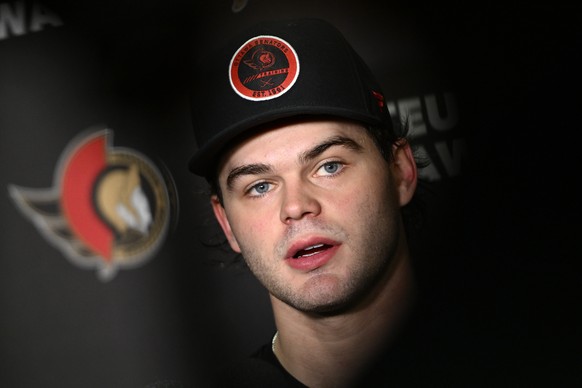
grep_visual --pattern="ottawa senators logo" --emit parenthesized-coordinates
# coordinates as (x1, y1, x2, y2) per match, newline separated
(8, 129, 172, 281)
(229, 35, 299, 101)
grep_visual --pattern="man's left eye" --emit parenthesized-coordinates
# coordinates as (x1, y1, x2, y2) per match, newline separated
(318, 161, 343, 176)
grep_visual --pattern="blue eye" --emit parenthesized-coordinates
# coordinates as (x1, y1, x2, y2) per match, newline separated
(250, 182, 271, 195)
(318, 161, 343, 176)
(324, 162, 340, 173)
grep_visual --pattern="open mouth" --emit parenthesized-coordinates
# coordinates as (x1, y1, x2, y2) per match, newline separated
(292, 243, 332, 259)
(285, 239, 340, 271)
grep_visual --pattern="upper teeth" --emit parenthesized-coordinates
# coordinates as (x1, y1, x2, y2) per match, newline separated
(295, 244, 325, 258)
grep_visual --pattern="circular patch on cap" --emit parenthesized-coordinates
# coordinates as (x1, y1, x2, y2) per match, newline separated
(229, 35, 299, 101)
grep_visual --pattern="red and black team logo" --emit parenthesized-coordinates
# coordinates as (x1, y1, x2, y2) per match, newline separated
(8, 129, 172, 281)
(229, 35, 300, 101)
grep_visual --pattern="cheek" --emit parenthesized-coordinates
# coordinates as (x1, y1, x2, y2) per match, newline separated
(334, 170, 394, 211)
(228, 208, 277, 246)
(339, 173, 399, 227)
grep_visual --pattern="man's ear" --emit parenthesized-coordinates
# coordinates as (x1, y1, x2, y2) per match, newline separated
(210, 196, 241, 253)
(391, 141, 418, 207)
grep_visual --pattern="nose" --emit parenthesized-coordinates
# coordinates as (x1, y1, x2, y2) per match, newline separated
(279, 181, 322, 223)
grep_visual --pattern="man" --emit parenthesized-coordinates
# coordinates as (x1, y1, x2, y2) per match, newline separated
(188, 18, 426, 387)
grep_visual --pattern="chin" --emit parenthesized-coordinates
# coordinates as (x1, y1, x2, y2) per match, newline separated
(293, 294, 361, 316)
(291, 277, 361, 315)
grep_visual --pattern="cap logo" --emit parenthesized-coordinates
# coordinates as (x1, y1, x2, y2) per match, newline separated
(229, 35, 299, 101)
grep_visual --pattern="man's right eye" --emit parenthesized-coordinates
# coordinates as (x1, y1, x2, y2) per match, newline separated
(248, 182, 271, 196)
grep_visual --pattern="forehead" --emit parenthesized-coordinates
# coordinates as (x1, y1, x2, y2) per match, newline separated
(217, 119, 372, 171)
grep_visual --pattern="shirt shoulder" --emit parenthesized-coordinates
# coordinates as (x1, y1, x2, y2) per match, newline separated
(209, 343, 306, 388)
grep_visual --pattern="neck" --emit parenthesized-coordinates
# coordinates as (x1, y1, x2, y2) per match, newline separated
(270, 242, 417, 388)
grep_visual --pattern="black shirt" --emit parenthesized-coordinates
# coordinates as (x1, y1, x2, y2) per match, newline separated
(209, 292, 482, 387)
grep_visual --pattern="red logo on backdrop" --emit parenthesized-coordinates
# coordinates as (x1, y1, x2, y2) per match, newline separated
(8, 129, 172, 281)
(229, 35, 300, 101)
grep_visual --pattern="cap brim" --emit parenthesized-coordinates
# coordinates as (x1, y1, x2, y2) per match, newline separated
(188, 107, 385, 179)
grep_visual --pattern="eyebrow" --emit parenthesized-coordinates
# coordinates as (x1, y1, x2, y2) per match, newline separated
(225, 135, 364, 191)
(299, 135, 363, 164)
(226, 163, 273, 191)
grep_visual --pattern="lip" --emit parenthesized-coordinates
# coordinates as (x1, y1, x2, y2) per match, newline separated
(284, 237, 341, 271)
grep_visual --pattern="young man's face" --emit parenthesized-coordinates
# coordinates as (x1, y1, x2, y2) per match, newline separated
(212, 119, 416, 314)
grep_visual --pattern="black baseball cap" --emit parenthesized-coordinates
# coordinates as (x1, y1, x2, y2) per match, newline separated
(188, 18, 393, 178)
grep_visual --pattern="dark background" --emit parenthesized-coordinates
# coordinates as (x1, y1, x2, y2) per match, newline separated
(1, 1, 579, 386)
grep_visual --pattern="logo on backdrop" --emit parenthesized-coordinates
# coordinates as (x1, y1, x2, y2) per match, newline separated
(8, 129, 171, 281)
(229, 35, 299, 101)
